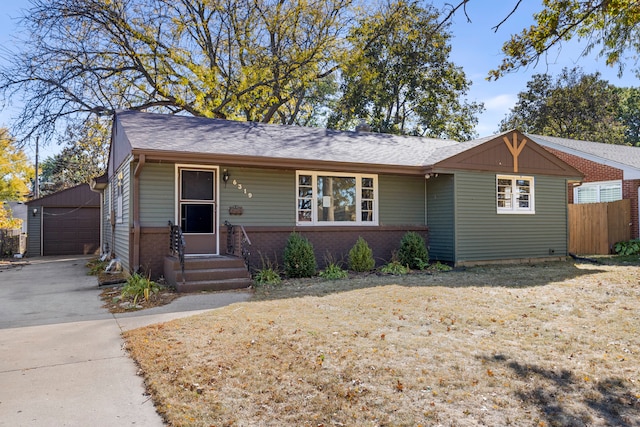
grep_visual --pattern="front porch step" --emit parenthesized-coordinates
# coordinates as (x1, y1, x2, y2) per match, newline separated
(163, 255, 252, 292)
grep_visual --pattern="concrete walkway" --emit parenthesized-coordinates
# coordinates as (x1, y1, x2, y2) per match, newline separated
(0, 256, 252, 426)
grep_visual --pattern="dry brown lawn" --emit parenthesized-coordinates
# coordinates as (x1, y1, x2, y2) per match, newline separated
(124, 260, 640, 426)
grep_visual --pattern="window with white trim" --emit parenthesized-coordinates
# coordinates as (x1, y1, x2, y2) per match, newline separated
(296, 171, 377, 225)
(574, 180, 622, 204)
(116, 172, 123, 223)
(497, 175, 535, 214)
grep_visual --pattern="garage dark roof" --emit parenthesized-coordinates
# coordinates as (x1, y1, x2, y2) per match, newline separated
(26, 184, 99, 207)
(116, 110, 459, 168)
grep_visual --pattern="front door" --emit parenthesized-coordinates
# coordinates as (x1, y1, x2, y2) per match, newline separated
(178, 167, 217, 255)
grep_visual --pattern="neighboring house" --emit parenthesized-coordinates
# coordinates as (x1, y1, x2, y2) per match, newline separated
(93, 110, 582, 290)
(26, 184, 101, 256)
(530, 134, 640, 239)
(3, 201, 28, 233)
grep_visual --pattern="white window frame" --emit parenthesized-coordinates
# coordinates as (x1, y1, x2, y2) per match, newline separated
(116, 172, 123, 224)
(497, 175, 535, 214)
(573, 180, 622, 204)
(296, 171, 378, 226)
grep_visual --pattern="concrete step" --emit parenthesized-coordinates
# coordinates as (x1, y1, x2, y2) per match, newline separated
(175, 267, 250, 282)
(164, 255, 251, 292)
(165, 256, 246, 270)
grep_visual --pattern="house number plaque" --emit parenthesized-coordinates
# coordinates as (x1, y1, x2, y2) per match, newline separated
(232, 179, 253, 199)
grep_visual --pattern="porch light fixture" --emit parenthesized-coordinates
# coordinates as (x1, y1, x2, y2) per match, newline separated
(32, 208, 38, 217)
(222, 169, 230, 187)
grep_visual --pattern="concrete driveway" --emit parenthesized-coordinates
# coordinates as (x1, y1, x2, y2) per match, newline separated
(0, 256, 251, 426)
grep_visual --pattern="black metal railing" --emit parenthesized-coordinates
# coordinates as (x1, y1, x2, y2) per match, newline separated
(168, 221, 186, 284)
(224, 220, 251, 269)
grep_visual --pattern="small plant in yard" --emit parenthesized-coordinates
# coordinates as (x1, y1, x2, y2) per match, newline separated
(319, 263, 348, 280)
(253, 253, 282, 286)
(348, 237, 375, 272)
(319, 252, 348, 280)
(613, 239, 640, 256)
(398, 231, 429, 270)
(86, 257, 109, 276)
(380, 260, 409, 275)
(283, 232, 317, 278)
(427, 261, 452, 272)
(121, 273, 162, 306)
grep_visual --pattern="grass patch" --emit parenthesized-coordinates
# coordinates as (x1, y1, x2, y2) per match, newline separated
(123, 259, 640, 426)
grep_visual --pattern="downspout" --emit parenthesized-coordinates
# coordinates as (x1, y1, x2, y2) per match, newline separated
(133, 154, 145, 272)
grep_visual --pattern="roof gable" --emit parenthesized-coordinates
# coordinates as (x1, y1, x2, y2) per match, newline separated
(432, 130, 583, 178)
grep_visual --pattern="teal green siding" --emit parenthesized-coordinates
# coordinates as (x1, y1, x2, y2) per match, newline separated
(220, 167, 295, 226)
(112, 157, 132, 271)
(139, 163, 175, 226)
(103, 184, 111, 252)
(378, 175, 425, 225)
(27, 206, 42, 256)
(425, 174, 455, 261)
(454, 172, 568, 262)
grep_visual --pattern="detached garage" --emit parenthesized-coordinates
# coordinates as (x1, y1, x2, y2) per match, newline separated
(26, 184, 100, 256)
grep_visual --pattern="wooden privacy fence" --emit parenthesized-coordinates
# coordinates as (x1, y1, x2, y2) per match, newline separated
(568, 199, 631, 255)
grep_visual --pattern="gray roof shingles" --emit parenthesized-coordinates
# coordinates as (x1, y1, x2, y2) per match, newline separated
(527, 133, 640, 170)
(116, 110, 459, 168)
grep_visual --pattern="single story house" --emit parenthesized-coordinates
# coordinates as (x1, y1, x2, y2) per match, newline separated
(530, 134, 640, 239)
(94, 110, 582, 291)
(26, 184, 101, 256)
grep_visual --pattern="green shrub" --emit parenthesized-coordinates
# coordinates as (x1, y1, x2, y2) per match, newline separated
(254, 268, 282, 285)
(283, 232, 317, 278)
(319, 262, 348, 280)
(427, 261, 452, 272)
(614, 239, 640, 256)
(398, 232, 429, 270)
(380, 260, 409, 275)
(253, 253, 282, 285)
(120, 273, 162, 306)
(348, 237, 375, 272)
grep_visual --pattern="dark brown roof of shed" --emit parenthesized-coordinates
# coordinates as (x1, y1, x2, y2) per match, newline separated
(26, 184, 100, 207)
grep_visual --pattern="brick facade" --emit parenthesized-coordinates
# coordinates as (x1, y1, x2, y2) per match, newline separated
(226, 226, 429, 273)
(139, 225, 428, 280)
(544, 147, 639, 238)
(138, 227, 170, 279)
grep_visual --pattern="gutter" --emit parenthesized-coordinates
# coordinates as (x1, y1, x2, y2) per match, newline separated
(132, 154, 145, 272)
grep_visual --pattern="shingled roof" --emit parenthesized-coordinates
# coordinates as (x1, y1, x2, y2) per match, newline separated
(115, 110, 459, 169)
(527, 134, 640, 171)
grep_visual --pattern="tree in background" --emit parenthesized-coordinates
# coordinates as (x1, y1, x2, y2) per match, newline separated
(0, 0, 483, 146)
(618, 87, 640, 146)
(0, 128, 32, 201)
(328, 1, 482, 139)
(39, 118, 109, 195)
(0, 128, 32, 229)
(485, 0, 640, 80)
(0, 0, 354, 142)
(499, 68, 628, 144)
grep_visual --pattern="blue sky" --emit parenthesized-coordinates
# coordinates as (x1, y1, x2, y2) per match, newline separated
(1, 1, 638, 162)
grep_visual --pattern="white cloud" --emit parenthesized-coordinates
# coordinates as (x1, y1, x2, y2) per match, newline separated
(483, 94, 518, 111)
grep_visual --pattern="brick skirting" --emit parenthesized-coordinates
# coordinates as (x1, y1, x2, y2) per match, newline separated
(138, 225, 428, 279)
